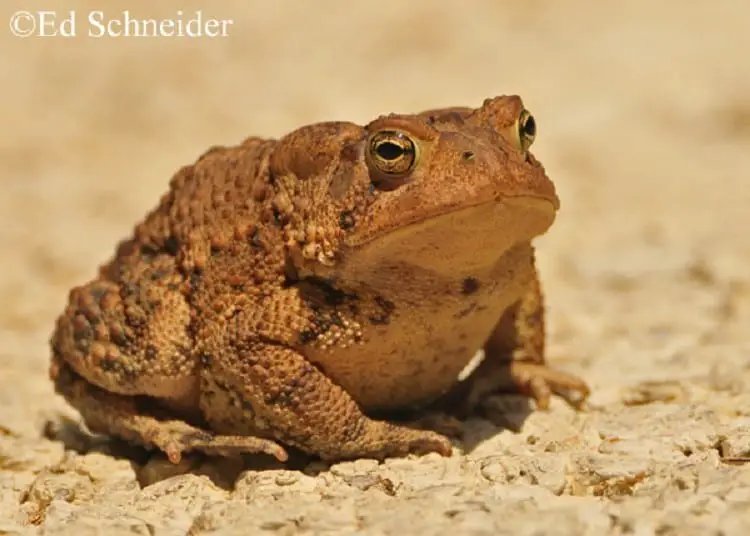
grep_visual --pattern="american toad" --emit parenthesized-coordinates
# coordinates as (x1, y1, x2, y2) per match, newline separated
(49, 95, 589, 463)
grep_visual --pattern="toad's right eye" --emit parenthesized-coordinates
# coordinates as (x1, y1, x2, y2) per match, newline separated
(367, 130, 418, 176)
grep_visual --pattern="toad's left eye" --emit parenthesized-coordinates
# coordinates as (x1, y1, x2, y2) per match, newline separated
(516, 109, 536, 153)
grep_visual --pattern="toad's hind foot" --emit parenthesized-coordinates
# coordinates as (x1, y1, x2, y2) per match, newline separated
(50, 358, 288, 464)
(145, 424, 289, 464)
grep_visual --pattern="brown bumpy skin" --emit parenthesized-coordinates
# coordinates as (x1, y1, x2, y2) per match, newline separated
(49, 96, 589, 463)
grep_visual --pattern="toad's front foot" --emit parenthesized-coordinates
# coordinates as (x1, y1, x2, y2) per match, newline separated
(501, 360, 590, 410)
(435, 357, 590, 419)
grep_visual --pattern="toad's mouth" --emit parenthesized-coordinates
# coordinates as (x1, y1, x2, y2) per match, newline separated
(339, 195, 557, 276)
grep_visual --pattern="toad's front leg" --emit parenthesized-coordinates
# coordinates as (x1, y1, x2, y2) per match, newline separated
(199, 339, 453, 462)
(436, 271, 589, 417)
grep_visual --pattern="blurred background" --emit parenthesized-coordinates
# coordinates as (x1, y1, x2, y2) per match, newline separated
(2, 0, 750, 531)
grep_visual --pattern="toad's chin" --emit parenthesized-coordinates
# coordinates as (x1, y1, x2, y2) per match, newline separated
(338, 195, 556, 278)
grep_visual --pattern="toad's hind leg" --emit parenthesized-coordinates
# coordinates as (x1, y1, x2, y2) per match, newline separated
(49, 254, 287, 463)
(49, 358, 288, 463)
(49, 253, 199, 401)
(199, 341, 453, 461)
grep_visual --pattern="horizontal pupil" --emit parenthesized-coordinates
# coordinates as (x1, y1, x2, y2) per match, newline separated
(376, 141, 405, 161)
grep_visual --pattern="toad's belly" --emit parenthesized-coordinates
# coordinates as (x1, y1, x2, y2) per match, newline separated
(303, 270, 531, 411)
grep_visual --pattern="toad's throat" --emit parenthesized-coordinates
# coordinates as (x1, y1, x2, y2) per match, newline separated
(303, 244, 537, 411)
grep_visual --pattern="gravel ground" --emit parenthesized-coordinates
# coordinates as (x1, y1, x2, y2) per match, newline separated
(2, 1, 750, 534)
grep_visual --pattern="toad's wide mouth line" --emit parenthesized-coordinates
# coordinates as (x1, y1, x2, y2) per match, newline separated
(344, 194, 558, 248)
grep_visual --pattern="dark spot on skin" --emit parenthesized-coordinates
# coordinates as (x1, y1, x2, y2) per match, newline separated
(99, 358, 119, 372)
(144, 344, 158, 360)
(88, 286, 108, 303)
(369, 295, 396, 325)
(462, 277, 480, 295)
(240, 397, 257, 415)
(368, 313, 388, 325)
(462, 151, 475, 161)
(140, 243, 159, 259)
(315, 315, 332, 334)
(126, 313, 147, 329)
(251, 228, 264, 249)
(283, 254, 300, 285)
(149, 268, 171, 281)
(330, 312, 345, 327)
(74, 334, 90, 352)
(455, 302, 478, 319)
(324, 287, 351, 307)
(298, 276, 358, 307)
(318, 275, 337, 286)
(339, 211, 355, 230)
(263, 388, 291, 408)
(187, 271, 202, 293)
(120, 282, 139, 299)
(125, 289, 157, 315)
(299, 330, 317, 344)
(374, 295, 396, 314)
(200, 353, 213, 366)
(164, 236, 180, 256)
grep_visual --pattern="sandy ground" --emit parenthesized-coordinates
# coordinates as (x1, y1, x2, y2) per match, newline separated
(2, 1, 750, 534)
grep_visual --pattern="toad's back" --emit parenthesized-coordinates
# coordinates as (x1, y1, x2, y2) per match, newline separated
(118, 137, 277, 276)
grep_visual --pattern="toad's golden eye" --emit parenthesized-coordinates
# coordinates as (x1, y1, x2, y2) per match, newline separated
(366, 130, 418, 176)
(516, 109, 536, 153)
